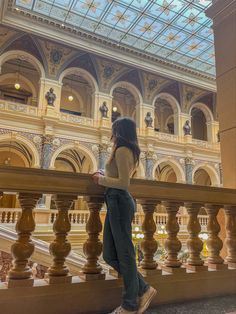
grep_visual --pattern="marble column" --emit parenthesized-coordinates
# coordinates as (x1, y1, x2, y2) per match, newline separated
(98, 144, 108, 171)
(38, 135, 54, 208)
(145, 151, 155, 180)
(185, 157, 193, 184)
(41, 135, 54, 169)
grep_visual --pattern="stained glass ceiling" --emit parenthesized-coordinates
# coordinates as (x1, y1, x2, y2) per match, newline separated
(15, 0, 215, 77)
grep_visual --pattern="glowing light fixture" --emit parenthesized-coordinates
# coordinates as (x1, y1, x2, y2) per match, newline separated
(68, 95, 74, 102)
(112, 106, 117, 112)
(14, 82, 20, 90)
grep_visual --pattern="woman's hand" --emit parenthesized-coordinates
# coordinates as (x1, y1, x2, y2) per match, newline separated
(92, 172, 103, 185)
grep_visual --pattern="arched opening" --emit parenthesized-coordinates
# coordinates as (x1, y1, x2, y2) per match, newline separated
(0, 141, 32, 167)
(0, 140, 32, 210)
(191, 108, 207, 141)
(53, 148, 94, 210)
(155, 162, 177, 183)
(54, 148, 93, 173)
(193, 168, 212, 186)
(112, 87, 136, 122)
(154, 98, 174, 134)
(0, 54, 41, 106)
(60, 73, 93, 118)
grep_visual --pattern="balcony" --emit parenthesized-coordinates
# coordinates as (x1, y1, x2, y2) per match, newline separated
(0, 166, 235, 314)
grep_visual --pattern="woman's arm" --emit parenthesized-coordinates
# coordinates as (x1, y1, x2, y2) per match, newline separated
(98, 147, 132, 190)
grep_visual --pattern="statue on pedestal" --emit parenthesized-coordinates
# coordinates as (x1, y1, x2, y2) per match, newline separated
(99, 101, 108, 118)
(45, 88, 56, 106)
(183, 120, 191, 135)
(144, 112, 153, 128)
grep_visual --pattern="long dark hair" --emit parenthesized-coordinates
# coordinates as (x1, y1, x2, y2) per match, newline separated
(109, 117, 140, 166)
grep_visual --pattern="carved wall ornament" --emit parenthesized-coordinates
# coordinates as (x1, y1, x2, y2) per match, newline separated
(92, 144, 99, 153)
(148, 79, 157, 91)
(50, 48, 63, 65)
(144, 112, 153, 128)
(45, 88, 56, 106)
(33, 135, 42, 144)
(99, 101, 108, 118)
(43, 134, 54, 145)
(103, 65, 114, 79)
(185, 157, 194, 165)
(52, 138, 61, 146)
(183, 120, 191, 135)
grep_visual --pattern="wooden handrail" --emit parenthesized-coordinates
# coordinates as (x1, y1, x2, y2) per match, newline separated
(0, 166, 236, 204)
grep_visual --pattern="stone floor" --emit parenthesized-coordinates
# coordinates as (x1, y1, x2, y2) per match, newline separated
(146, 295, 236, 314)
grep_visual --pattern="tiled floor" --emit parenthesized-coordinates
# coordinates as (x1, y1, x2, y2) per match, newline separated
(146, 295, 236, 314)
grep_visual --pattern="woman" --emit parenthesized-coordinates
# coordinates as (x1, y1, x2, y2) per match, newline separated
(92, 117, 156, 314)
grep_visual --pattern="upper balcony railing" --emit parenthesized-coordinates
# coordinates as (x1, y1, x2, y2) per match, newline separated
(0, 166, 235, 312)
(0, 99, 38, 116)
(0, 100, 220, 151)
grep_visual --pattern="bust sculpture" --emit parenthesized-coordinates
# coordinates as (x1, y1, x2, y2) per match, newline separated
(183, 120, 191, 135)
(45, 88, 56, 106)
(144, 112, 153, 128)
(99, 101, 108, 118)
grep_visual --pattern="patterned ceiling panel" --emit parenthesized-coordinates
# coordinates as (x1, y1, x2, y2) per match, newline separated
(15, 0, 215, 77)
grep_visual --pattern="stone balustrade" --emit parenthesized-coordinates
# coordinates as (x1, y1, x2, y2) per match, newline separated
(0, 207, 208, 233)
(0, 99, 220, 150)
(0, 166, 236, 313)
(0, 100, 38, 116)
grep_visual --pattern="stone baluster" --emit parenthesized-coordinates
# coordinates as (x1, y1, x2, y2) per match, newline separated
(8, 193, 42, 287)
(185, 202, 207, 272)
(47, 194, 77, 283)
(205, 204, 225, 270)
(224, 205, 236, 269)
(138, 199, 159, 275)
(81, 196, 105, 280)
(162, 201, 184, 273)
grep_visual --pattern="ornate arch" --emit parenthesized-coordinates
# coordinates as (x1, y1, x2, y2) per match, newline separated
(189, 102, 214, 122)
(153, 92, 181, 114)
(0, 133, 40, 168)
(0, 146, 29, 167)
(0, 73, 38, 98)
(49, 143, 97, 172)
(58, 67, 98, 93)
(192, 163, 220, 186)
(153, 158, 185, 183)
(110, 81, 143, 105)
(0, 50, 45, 78)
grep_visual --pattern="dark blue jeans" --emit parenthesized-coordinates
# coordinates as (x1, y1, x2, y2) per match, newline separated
(103, 188, 149, 311)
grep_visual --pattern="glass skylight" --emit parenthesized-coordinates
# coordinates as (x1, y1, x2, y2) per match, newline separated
(15, 0, 215, 77)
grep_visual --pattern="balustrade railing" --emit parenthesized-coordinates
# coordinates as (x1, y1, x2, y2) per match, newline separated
(0, 166, 235, 291)
(0, 100, 38, 116)
(0, 207, 208, 233)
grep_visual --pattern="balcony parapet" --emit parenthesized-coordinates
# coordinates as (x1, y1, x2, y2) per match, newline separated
(60, 111, 94, 127)
(0, 100, 38, 116)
